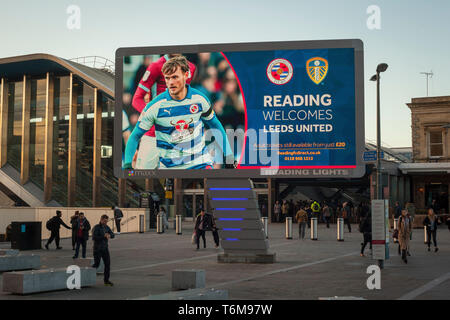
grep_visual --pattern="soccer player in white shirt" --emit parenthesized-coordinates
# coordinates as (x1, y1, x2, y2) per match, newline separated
(123, 56, 234, 170)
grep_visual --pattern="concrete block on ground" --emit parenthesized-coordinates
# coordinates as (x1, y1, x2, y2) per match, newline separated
(72, 258, 104, 274)
(218, 253, 276, 264)
(0, 249, 19, 256)
(0, 254, 40, 272)
(172, 269, 205, 290)
(2, 267, 96, 294)
(138, 288, 228, 300)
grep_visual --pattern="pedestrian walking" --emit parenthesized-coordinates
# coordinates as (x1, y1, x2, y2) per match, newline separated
(281, 200, 289, 223)
(70, 210, 79, 250)
(311, 200, 321, 220)
(342, 202, 352, 232)
(323, 204, 331, 228)
(423, 208, 440, 252)
(112, 205, 124, 234)
(72, 212, 91, 259)
(306, 205, 312, 228)
(194, 209, 213, 250)
(159, 207, 170, 231)
(211, 215, 220, 249)
(398, 209, 412, 263)
(394, 201, 402, 219)
(295, 206, 309, 239)
(45, 210, 71, 250)
(274, 201, 281, 223)
(360, 214, 372, 257)
(92, 215, 115, 286)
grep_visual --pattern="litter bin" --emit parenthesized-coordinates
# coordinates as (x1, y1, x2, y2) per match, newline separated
(10, 222, 42, 250)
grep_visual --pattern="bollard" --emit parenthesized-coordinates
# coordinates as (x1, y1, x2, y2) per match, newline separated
(261, 217, 268, 239)
(157, 214, 163, 234)
(337, 218, 344, 241)
(393, 218, 399, 243)
(176, 215, 182, 235)
(285, 217, 292, 239)
(310, 217, 318, 240)
(424, 226, 428, 244)
(139, 214, 145, 233)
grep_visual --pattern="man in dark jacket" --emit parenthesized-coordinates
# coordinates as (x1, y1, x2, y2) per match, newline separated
(394, 201, 402, 219)
(92, 215, 115, 286)
(112, 206, 124, 234)
(360, 215, 372, 257)
(45, 210, 71, 250)
(70, 211, 79, 250)
(72, 212, 91, 259)
(194, 209, 213, 250)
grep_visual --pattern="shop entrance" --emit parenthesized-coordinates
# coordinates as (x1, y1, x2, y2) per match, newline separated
(182, 191, 204, 219)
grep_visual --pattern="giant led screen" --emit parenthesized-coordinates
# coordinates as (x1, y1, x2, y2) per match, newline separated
(114, 40, 365, 179)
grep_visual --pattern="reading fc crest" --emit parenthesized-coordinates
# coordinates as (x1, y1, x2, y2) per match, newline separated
(306, 57, 328, 84)
(267, 58, 293, 85)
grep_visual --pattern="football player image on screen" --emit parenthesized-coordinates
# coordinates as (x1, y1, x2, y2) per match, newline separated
(124, 56, 234, 170)
(132, 54, 196, 169)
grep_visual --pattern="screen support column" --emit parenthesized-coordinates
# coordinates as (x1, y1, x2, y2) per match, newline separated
(208, 178, 275, 263)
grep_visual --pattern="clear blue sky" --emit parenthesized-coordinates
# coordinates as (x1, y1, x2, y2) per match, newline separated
(1, 0, 449, 147)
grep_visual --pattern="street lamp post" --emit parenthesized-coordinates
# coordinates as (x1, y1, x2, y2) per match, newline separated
(370, 63, 388, 200)
(370, 63, 388, 269)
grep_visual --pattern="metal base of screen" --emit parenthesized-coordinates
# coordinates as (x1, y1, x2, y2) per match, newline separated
(207, 178, 275, 264)
(217, 253, 276, 264)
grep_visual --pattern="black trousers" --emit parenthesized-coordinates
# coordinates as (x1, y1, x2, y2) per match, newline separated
(361, 233, 372, 254)
(344, 218, 352, 232)
(71, 231, 77, 248)
(74, 237, 87, 258)
(115, 219, 121, 233)
(212, 229, 219, 246)
(196, 229, 206, 248)
(427, 229, 437, 247)
(325, 217, 330, 228)
(93, 247, 111, 283)
(47, 230, 60, 247)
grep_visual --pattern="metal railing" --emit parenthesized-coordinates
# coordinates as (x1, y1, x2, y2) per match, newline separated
(69, 56, 115, 74)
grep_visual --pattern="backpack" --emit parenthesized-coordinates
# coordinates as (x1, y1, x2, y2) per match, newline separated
(46, 217, 55, 231)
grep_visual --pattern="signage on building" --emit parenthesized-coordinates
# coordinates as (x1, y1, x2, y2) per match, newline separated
(363, 150, 384, 162)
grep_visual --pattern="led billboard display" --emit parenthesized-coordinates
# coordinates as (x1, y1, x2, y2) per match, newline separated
(114, 40, 365, 178)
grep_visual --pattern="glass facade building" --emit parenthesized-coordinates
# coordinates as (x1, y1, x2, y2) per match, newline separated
(0, 54, 143, 207)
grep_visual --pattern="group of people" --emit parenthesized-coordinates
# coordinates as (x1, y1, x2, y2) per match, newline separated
(44, 208, 121, 287)
(274, 199, 364, 236)
(193, 209, 219, 250)
(362, 203, 449, 264)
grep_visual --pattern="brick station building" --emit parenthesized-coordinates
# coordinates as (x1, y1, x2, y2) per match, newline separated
(399, 96, 450, 214)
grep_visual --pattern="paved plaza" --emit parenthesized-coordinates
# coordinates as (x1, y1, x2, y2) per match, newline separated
(0, 222, 449, 300)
